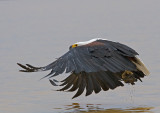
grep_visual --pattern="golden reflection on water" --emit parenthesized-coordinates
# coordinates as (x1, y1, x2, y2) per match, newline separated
(54, 103, 154, 113)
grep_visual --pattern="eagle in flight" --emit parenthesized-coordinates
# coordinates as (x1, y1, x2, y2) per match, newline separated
(17, 38, 150, 99)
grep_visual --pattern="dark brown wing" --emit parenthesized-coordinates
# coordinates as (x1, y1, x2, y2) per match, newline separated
(17, 40, 138, 77)
(51, 71, 124, 99)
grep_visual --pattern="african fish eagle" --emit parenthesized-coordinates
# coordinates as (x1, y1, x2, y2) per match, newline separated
(17, 38, 150, 99)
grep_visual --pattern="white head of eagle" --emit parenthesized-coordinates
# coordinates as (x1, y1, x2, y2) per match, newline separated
(70, 38, 107, 50)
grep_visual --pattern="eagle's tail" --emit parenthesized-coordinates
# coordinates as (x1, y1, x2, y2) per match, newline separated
(131, 56, 150, 75)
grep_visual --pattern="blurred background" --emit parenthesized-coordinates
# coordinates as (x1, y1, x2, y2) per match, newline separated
(0, 0, 160, 113)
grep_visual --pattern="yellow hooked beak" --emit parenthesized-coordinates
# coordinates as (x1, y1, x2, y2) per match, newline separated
(72, 44, 78, 48)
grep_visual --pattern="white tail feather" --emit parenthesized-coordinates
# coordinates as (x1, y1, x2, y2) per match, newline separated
(132, 56, 150, 75)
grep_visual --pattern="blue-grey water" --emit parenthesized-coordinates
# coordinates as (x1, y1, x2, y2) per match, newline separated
(0, 0, 160, 113)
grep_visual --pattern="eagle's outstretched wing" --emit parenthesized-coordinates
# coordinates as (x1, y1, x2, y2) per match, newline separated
(17, 39, 149, 98)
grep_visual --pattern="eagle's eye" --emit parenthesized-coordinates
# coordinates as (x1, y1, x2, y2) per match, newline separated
(72, 44, 78, 48)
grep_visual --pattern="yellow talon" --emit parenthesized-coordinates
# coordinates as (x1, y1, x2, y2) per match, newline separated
(122, 70, 133, 79)
(122, 70, 136, 84)
(126, 70, 133, 75)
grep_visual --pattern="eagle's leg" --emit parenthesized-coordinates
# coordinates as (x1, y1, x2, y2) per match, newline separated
(122, 70, 133, 77)
(122, 70, 136, 85)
